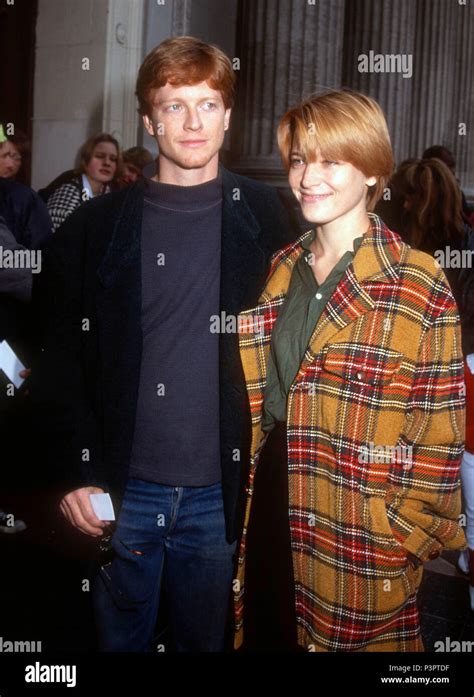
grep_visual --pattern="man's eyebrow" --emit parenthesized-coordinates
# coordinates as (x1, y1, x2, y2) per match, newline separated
(154, 98, 182, 105)
(153, 96, 221, 106)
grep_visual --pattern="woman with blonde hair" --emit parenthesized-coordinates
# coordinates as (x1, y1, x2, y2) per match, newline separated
(47, 133, 121, 232)
(234, 90, 466, 652)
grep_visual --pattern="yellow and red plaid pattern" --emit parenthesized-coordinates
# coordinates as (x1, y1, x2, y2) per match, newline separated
(234, 214, 466, 652)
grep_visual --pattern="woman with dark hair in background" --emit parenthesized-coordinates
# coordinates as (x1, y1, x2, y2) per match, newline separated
(393, 157, 474, 611)
(422, 145, 472, 224)
(46, 133, 121, 232)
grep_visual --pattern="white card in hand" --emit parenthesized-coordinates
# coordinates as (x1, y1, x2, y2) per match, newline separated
(466, 354, 474, 375)
(90, 493, 116, 521)
(0, 340, 26, 389)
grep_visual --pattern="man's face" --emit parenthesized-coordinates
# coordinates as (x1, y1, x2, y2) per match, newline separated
(142, 80, 231, 174)
(0, 141, 22, 178)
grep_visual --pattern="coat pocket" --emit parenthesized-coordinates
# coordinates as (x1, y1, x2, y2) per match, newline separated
(363, 494, 417, 606)
(366, 495, 408, 561)
(321, 343, 402, 387)
(313, 343, 405, 479)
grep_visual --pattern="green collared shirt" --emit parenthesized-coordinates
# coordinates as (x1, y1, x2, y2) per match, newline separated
(262, 232, 363, 432)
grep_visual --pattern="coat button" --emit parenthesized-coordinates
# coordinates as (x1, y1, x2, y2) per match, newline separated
(356, 371, 364, 381)
(246, 487, 253, 495)
(428, 550, 440, 560)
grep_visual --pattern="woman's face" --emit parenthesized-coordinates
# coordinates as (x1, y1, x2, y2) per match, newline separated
(288, 148, 376, 225)
(121, 162, 140, 185)
(0, 140, 22, 178)
(85, 142, 118, 185)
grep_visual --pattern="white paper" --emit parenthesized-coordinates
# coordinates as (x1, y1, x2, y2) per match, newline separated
(90, 493, 116, 521)
(0, 340, 26, 389)
(466, 353, 474, 375)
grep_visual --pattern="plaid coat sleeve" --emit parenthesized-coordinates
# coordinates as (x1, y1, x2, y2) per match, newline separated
(386, 299, 466, 561)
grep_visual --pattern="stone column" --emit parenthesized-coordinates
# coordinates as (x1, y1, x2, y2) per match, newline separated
(230, 0, 346, 185)
(102, 0, 146, 149)
(445, 0, 473, 196)
(342, 0, 473, 197)
(342, 0, 418, 168)
(408, 0, 473, 196)
(408, 0, 459, 157)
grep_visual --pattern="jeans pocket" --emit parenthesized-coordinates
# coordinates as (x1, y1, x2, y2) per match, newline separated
(99, 537, 153, 609)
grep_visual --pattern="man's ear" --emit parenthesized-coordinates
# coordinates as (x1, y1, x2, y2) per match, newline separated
(142, 114, 156, 137)
(224, 108, 231, 131)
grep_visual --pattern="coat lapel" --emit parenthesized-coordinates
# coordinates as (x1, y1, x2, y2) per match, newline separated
(95, 182, 144, 461)
(239, 214, 404, 455)
(97, 180, 144, 289)
(218, 168, 270, 519)
(219, 167, 267, 315)
(300, 215, 402, 366)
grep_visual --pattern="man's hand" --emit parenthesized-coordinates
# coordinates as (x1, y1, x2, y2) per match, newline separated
(59, 486, 111, 537)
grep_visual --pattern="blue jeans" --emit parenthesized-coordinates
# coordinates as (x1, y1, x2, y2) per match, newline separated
(93, 478, 236, 652)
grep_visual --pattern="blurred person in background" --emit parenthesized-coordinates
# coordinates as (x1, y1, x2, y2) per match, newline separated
(0, 129, 30, 181)
(393, 157, 474, 610)
(0, 215, 32, 534)
(46, 133, 121, 232)
(0, 126, 52, 533)
(374, 158, 417, 235)
(117, 146, 154, 188)
(422, 145, 472, 224)
(0, 123, 52, 250)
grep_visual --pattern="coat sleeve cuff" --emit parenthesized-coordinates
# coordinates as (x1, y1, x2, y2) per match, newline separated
(401, 525, 465, 562)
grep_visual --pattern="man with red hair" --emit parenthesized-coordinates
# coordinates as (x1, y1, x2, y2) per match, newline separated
(32, 36, 295, 651)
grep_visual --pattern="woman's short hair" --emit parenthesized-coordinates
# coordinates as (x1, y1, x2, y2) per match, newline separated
(277, 90, 394, 211)
(136, 36, 235, 117)
(78, 133, 122, 175)
(392, 158, 463, 252)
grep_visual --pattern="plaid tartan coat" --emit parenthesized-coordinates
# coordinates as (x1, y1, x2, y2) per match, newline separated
(234, 214, 466, 652)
